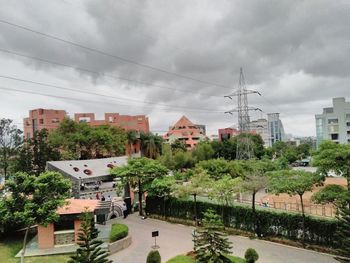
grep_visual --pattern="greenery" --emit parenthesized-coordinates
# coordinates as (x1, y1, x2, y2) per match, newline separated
(146, 196, 338, 247)
(49, 118, 127, 160)
(166, 255, 245, 263)
(69, 211, 111, 263)
(109, 223, 128, 242)
(268, 170, 323, 244)
(146, 250, 161, 263)
(111, 157, 168, 216)
(312, 184, 349, 207)
(244, 248, 259, 263)
(335, 205, 350, 261)
(0, 118, 22, 179)
(140, 132, 163, 159)
(193, 209, 232, 263)
(0, 171, 71, 263)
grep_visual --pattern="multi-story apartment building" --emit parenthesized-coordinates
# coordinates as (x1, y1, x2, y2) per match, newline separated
(23, 108, 67, 139)
(267, 113, 285, 147)
(163, 116, 206, 150)
(315, 97, 350, 146)
(74, 113, 149, 134)
(249, 118, 269, 147)
(23, 109, 150, 140)
(218, 127, 239, 141)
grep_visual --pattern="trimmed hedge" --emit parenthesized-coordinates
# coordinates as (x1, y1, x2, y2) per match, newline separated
(146, 196, 339, 247)
(109, 223, 128, 242)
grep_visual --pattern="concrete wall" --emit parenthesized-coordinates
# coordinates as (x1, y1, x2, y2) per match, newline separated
(74, 219, 82, 243)
(108, 235, 132, 254)
(38, 223, 55, 249)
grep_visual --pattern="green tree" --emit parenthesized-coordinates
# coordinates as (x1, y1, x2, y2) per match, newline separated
(140, 132, 163, 159)
(193, 209, 232, 263)
(211, 139, 236, 160)
(126, 130, 139, 155)
(335, 206, 350, 261)
(195, 159, 242, 180)
(244, 248, 259, 263)
(312, 184, 349, 208)
(69, 210, 112, 263)
(111, 157, 168, 216)
(170, 139, 187, 153)
(173, 170, 212, 225)
(192, 142, 214, 162)
(268, 170, 322, 244)
(173, 150, 195, 170)
(0, 171, 71, 263)
(0, 119, 23, 179)
(313, 140, 350, 188)
(147, 176, 175, 218)
(232, 133, 265, 159)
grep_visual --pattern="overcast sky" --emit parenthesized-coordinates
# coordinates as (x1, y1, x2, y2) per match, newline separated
(0, 0, 349, 137)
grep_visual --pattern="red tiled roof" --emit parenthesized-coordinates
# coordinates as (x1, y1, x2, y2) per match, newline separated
(57, 199, 100, 215)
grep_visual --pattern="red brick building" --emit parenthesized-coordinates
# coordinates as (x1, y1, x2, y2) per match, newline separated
(23, 109, 149, 141)
(23, 108, 67, 139)
(163, 116, 206, 150)
(218, 127, 239, 141)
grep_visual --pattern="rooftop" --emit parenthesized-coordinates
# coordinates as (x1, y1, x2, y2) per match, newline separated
(57, 198, 100, 215)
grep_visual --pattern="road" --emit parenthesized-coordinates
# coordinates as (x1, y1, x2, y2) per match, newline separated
(108, 214, 338, 263)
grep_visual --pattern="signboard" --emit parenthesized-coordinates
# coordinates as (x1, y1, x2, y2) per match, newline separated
(152, 231, 159, 237)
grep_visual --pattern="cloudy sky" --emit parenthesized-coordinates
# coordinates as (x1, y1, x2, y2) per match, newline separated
(0, 0, 349, 137)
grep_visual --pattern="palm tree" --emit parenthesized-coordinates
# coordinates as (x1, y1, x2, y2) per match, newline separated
(126, 130, 138, 156)
(140, 132, 163, 159)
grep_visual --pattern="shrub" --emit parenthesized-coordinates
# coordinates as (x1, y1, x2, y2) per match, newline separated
(146, 196, 339, 247)
(244, 248, 259, 263)
(146, 250, 161, 263)
(109, 223, 128, 242)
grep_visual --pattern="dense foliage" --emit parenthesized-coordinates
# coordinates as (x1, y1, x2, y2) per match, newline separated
(244, 248, 259, 263)
(109, 223, 129, 242)
(146, 250, 161, 263)
(146, 197, 338, 247)
(69, 211, 112, 263)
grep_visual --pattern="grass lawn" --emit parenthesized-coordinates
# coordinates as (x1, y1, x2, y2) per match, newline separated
(166, 254, 246, 263)
(0, 235, 71, 263)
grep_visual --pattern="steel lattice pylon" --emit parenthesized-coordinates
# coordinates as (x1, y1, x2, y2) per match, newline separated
(225, 68, 261, 159)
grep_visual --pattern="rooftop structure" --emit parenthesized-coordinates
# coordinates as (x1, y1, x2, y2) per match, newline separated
(163, 116, 206, 150)
(218, 127, 239, 141)
(315, 97, 350, 146)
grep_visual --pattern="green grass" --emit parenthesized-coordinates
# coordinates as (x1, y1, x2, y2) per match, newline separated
(0, 235, 71, 263)
(166, 255, 246, 263)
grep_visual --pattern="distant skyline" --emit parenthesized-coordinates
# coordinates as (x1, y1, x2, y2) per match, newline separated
(0, 0, 349, 136)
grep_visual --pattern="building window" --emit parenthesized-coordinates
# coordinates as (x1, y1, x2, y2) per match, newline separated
(328, 118, 338, 124)
(79, 117, 90, 123)
(108, 116, 113, 123)
(347, 122, 350, 127)
(346, 113, 350, 119)
(39, 119, 44, 124)
(328, 125, 339, 133)
(331, 134, 339, 140)
(52, 118, 60, 123)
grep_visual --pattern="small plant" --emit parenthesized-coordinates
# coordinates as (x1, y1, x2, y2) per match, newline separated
(245, 248, 259, 263)
(109, 223, 128, 242)
(146, 250, 161, 263)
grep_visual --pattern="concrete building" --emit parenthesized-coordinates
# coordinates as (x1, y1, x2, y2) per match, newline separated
(218, 127, 239, 141)
(74, 112, 149, 134)
(163, 116, 206, 150)
(267, 113, 285, 147)
(249, 118, 269, 147)
(23, 108, 67, 139)
(315, 97, 350, 146)
(23, 109, 150, 140)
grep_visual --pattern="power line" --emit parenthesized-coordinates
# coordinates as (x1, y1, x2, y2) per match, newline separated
(0, 18, 231, 89)
(0, 85, 224, 114)
(0, 48, 223, 98)
(0, 75, 222, 112)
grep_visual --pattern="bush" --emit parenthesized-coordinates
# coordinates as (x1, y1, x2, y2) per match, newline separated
(146, 196, 339, 247)
(146, 250, 161, 263)
(244, 248, 259, 263)
(109, 223, 128, 242)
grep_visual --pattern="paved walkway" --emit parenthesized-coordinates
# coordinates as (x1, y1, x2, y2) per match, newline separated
(109, 214, 338, 263)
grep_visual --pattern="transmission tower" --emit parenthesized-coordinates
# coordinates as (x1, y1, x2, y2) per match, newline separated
(225, 68, 261, 159)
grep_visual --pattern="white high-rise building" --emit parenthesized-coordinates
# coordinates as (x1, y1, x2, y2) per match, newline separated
(249, 118, 269, 147)
(315, 97, 350, 147)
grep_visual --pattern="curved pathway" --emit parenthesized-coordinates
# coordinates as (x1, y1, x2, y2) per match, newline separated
(108, 214, 338, 263)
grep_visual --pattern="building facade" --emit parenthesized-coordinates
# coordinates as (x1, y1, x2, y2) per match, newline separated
(249, 118, 269, 147)
(163, 116, 206, 150)
(218, 127, 239, 141)
(267, 113, 285, 147)
(315, 97, 350, 146)
(23, 108, 67, 139)
(23, 109, 149, 139)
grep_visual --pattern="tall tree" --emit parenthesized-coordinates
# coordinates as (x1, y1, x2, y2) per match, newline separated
(313, 140, 350, 189)
(193, 209, 232, 263)
(196, 159, 243, 180)
(335, 206, 350, 262)
(140, 132, 163, 159)
(268, 170, 322, 245)
(126, 130, 138, 155)
(0, 119, 22, 179)
(111, 157, 168, 216)
(173, 170, 212, 226)
(69, 210, 112, 263)
(0, 171, 71, 263)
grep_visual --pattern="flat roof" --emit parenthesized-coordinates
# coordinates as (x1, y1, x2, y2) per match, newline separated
(57, 199, 100, 215)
